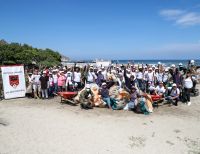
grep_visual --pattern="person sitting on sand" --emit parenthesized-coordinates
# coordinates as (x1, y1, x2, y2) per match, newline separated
(155, 82, 166, 97)
(124, 86, 140, 111)
(99, 82, 116, 109)
(79, 84, 94, 109)
(165, 83, 180, 106)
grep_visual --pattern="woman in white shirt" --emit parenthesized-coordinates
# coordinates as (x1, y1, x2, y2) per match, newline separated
(155, 82, 166, 97)
(73, 67, 82, 89)
(184, 73, 193, 106)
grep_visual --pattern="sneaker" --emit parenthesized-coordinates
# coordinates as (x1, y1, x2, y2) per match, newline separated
(187, 102, 191, 106)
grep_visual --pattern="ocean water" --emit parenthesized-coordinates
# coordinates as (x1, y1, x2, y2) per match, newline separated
(111, 60, 200, 66)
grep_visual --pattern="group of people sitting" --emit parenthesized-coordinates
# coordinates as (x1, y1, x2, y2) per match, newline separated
(25, 60, 199, 114)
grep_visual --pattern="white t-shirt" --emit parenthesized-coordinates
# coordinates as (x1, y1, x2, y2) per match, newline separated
(162, 73, 169, 83)
(144, 71, 148, 81)
(31, 74, 40, 85)
(87, 72, 95, 82)
(136, 72, 143, 79)
(131, 72, 136, 79)
(74, 72, 81, 82)
(184, 78, 193, 89)
(168, 87, 180, 97)
(52, 74, 58, 83)
(102, 70, 107, 80)
(157, 73, 163, 83)
(147, 72, 154, 82)
(156, 86, 166, 95)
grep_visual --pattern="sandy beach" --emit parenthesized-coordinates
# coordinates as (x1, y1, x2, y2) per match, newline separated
(0, 86, 200, 154)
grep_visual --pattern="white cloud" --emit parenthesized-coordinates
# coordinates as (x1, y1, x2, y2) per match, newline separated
(160, 9, 185, 19)
(160, 9, 200, 26)
(176, 12, 200, 26)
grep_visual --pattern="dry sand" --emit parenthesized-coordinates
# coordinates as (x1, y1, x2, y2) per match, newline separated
(0, 86, 200, 154)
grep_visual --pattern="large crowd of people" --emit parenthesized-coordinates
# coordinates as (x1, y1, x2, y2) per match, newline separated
(6, 60, 200, 114)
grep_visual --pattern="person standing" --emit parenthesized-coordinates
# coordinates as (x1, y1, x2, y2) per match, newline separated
(48, 72, 54, 97)
(31, 70, 41, 99)
(183, 73, 193, 106)
(57, 71, 66, 92)
(39, 71, 49, 99)
(52, 70, 58, 95)
(73, 67, 82, 89)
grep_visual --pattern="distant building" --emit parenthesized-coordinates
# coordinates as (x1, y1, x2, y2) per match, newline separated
(61, 55, 70, 66)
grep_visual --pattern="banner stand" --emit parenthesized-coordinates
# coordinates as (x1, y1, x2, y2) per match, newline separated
(0, 64, 26, 99)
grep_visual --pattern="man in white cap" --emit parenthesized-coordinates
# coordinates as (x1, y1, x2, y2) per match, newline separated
(166, 83, 180, 106)
(39, 71, 49, 99)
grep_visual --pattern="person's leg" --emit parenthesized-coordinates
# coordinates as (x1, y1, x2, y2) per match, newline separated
(166, 96, 173, 104)
(45, 89, 48, 99)
(186, 88, 191, 105)
(41, 89, 45, 99)
(54, 83, 58, 94)
(123, 103, 129, 110)
(103, 97, 112, 109)
(49, 86, 53, 97)
(128, 101, 135, 110)
(38, 85, 41, 98)
(58, 86, 61, 92)
(33, 85, 38, 99)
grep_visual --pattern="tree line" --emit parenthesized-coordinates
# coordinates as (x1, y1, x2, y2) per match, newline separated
(0, 39, 62, 68)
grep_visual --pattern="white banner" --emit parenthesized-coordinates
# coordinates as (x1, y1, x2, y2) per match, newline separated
(1, 65, 26, 99)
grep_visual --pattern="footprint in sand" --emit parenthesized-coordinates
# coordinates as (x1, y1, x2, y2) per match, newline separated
(174, 129, 181, 133)
(166, 140, 175, 146)
(129, 136, 146, 148)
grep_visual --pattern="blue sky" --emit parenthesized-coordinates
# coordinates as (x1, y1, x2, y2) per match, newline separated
(0, 0, 200, 60)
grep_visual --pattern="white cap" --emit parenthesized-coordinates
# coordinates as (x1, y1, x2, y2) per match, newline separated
(102, 82, 107, 86)
(43, 71, 46, 74)
(172, 83, 177, 87)
(98, 69, 102, 73)
(165, 68, 169, 71)
(152, 65, 155, 68)
(171, 64, 175, 67)
(191, 60, 195, 63)
(149, 68, 152, 70)
(158, 62, 161, 65)
(179, 63, 183, 66)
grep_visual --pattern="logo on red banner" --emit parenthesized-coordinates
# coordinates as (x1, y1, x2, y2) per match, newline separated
(9, 75, 19, 88)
